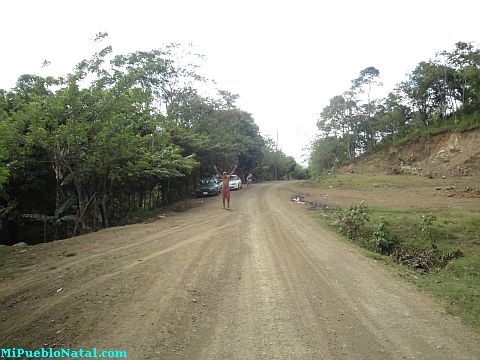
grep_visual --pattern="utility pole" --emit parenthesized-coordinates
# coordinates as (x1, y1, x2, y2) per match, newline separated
(275, 130, 278, 181)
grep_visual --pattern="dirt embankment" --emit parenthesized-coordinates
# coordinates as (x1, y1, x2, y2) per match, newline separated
(340, 128, 480, 178)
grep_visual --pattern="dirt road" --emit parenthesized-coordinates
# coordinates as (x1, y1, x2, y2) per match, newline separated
(1, 182, 479, 359)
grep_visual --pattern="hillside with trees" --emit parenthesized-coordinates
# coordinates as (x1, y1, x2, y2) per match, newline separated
(309, 41, 480, 176)
(0, 33, 305, 245)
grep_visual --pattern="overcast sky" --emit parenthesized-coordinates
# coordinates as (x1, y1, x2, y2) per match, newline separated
(1, 0, 478, 163)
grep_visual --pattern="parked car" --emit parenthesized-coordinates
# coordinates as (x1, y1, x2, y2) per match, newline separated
(195, 177, 221, 196)
(228, 175, 242, 190)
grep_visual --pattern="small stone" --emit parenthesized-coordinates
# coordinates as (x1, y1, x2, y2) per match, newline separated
(56, 288, 63, 293)
(13, 242, 28, 247)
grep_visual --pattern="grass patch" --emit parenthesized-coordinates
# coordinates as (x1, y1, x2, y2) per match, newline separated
(62, 251, 77, 257)
(124, 208, 167, 225)
(304, 172, 477, 191)
(0, 245, 17, 279)
(304, 173, 418, 189)
(0, 245, 10, 257)
(415, 265, 480, 326)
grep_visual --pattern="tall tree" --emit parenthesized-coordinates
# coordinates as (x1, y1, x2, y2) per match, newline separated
(351, 67, 382, 151)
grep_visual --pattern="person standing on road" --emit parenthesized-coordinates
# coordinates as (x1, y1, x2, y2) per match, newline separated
(246, 172, 253, 188)
(214, 164, 237, 209)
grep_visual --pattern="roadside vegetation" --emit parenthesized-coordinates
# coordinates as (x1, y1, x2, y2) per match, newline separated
(304, 41, 480, 327)
(309, 41, 480, 176)
(0, 33, 306, 245)
(300, 173, 480, 327)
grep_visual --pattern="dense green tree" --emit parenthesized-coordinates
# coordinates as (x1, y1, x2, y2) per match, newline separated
(377, 92, 412, 142)
(439, 42, 480, 114)
(351, 67, 382, 151)
(0, 36, 303, 244)
(310, 42, 480, 175)
(0, 40, 201, 242)
(309, 137, 348, 176)
(318, 94, 360, 160)
(254, 137, 303, 181)
(399, 61, 459, 125)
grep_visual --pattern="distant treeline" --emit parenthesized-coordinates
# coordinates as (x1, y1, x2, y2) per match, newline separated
(310, 41, 480, 175)
(0, 33, 305, 244)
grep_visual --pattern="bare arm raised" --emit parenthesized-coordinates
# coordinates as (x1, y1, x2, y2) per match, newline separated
(214, 164, 236, 177)
(213, 165, 220, 177)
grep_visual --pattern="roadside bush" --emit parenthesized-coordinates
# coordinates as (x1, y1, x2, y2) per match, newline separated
(329, 204, 462, 270)
(335, 201, 370, 240)
(414, 213, 452, 246)
(371, 217, 398, 255)
(419, 214, 437, 240)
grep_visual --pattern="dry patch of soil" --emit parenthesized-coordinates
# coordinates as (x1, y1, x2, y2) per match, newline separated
(340, 128, 480, 178)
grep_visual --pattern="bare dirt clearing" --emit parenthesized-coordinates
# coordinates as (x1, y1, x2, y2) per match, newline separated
(1, 182, 479, 359)
(291, 175, 480, 210)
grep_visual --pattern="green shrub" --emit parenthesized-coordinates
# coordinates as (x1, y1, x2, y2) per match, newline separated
(371, 217, 398, 254)
(419, 214, 437, 240)
(335, 201, 370, 240)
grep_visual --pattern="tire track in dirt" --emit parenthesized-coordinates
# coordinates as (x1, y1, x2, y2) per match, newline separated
(195, 186, 336, 359)
(190, 183, 480, 359)
(268, 183, 480, 359)
(1, 183, 479, 360)
(81, 204, 249, 358)
(0, 212, 231, 299)
(0, 209, 237, 347)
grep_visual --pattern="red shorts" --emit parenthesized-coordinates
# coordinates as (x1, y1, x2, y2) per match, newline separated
(222, 187, 230, 200)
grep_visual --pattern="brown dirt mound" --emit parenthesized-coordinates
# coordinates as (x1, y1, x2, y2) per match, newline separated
(450, 186, 480, 198)
(339, 128, 480, 178)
